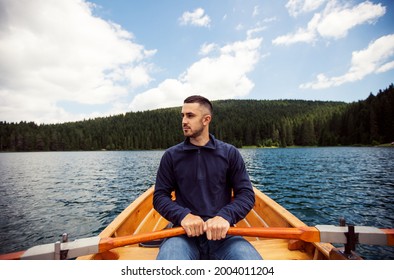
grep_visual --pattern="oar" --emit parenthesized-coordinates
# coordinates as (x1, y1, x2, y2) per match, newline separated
(230, 225, 394, 246)
(1, 225, 392, 260)
(0, 227, 185, 260)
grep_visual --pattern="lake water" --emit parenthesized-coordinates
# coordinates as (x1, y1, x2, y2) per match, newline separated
(0, 147, 393, 259)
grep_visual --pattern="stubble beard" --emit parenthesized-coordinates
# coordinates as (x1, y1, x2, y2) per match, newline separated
(183, 125, 204, 139)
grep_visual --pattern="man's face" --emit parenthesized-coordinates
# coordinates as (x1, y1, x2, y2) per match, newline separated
(181, 103, 207, 138)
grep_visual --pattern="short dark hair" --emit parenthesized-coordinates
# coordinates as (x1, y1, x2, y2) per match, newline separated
(184, 95, 213, 115)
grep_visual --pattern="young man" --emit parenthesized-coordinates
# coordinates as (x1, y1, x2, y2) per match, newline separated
(153, 95, 262, 260)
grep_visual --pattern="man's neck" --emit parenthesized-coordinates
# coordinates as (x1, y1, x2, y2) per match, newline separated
(189, 133, 210, 147)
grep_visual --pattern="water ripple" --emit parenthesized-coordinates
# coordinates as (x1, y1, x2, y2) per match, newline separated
(240, 147, 394, 259)
(0, 148, 393, 259)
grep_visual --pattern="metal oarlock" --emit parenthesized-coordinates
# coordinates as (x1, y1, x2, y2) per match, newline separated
(54, 233, 69, 260)
(344, 225, 359, 255)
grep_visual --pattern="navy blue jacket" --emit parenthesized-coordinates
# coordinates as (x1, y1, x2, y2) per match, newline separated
(153, 134, 255, 226)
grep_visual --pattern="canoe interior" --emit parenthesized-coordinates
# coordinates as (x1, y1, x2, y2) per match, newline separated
(77, 186, 334, 260)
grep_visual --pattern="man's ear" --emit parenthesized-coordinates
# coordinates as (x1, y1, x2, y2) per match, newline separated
(203, 114, 212, 126)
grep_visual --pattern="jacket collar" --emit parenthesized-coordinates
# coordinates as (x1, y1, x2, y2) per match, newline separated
(183, 134, 216, 151)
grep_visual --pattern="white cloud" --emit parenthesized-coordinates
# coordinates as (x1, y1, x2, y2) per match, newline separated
(253, 6, 260, 17)
(286, 0, 327, 17)
(179, 8, 211, 27)
(272, 13, 320, 45)
(199, 43, 219, 56)
(128, 79, 192, 112)
(274, 0, 386, 45)
(300, 34, 394, 89)
(129, 38, 262, 111)
(0, 0, 156, 124)
(376, 61, 394, 73)
(317, 1, 386, 39)
(247, 26, 266, 39)
(263, 17, 277, 23)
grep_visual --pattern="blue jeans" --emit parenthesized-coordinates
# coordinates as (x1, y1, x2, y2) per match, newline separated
(156, 234, 263, 260)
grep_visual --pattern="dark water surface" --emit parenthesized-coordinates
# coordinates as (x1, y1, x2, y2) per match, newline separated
(0, 147, 393, 259)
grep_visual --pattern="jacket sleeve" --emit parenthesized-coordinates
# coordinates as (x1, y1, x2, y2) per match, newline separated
(153, 151, 191, 225)
(216, 147, 255, 225)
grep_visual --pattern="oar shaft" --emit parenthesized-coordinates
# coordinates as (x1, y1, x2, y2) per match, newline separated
(382, 229, 394, 246)
(228, 226, 321, 242)
(0, 250, 25, 260)
(99, 227, 186, 253)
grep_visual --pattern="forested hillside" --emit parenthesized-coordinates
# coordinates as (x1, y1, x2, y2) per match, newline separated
(324, 84, 394, 146)
(1, 84, 393, 151)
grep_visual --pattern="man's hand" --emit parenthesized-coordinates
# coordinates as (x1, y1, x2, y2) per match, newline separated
(181, 213, 205, 237)
(204, 216, 230, 240)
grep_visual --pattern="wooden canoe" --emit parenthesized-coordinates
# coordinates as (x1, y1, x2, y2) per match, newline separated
(77, 186, 335, 260)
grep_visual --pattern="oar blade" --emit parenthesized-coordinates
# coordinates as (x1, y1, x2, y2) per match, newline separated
(316, 225, 394, 246)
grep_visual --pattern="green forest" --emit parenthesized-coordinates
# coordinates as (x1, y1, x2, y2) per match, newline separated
(1, 84, 393, 151)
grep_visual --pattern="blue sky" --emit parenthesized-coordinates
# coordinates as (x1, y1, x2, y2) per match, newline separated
(0, 0, 393, 124)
